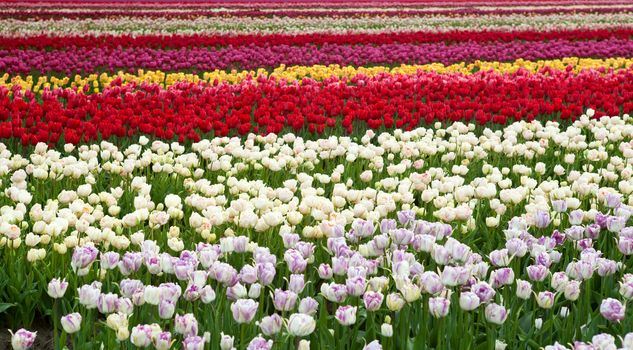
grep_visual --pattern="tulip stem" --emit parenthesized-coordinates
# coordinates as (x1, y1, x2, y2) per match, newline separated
(60, 330, 67, 350)
(436, 317, 444, 350)
(240, 323, 246, 349)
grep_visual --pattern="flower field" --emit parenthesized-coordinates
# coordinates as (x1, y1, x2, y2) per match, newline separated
(2, 1, 633, 350)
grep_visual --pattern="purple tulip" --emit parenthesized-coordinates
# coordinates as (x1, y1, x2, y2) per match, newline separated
(119, 252, 143, 276)
(281, 233, 300, 248)
(428, 297, 450, 318)
(472, 281, 496, 303)
(485, 303, 508, 325)
(10, 329, 36, 350)
(159, 299, 176, 319)
(131, 324, 153, 348)
(335, 305, 357, 325)
(247, 336, 273, 350)
(551, 200, 568, 213)
(595, 213, 608, 228)
(536, 291, 556, 309)
(97, 293, 118, 314)
(605, 193, 622, 208)
(321, 282, 348, 303)
(363, 291, 384, 311)
(47, 278, 68, 299)
(60, 313, 82, 334)
(273, 289, 298, 311)
(420, 271, 444, 295)
(119, 279, 144, 298)
(298, 297, 319, 315)
(213, 262, 239, 286)
(259, 313, 283, 336)
(600, 298, 626, 322)
(174, 313, 199, 337)
(397, 210, 416, 225)
(100, 251, 120, 270)
(231, 299, 259, 324)
(527, 265, 549, 282)
(183, 336, 205, 350)
(71, 245, 98, 273)
(78, 282, 101, 309)
(618, 237, 633, 255)
(379, 219, 397, 234)
(153, 332, 172, 350)
(534, 210, 550, 228)
(256, 262, 277, 286)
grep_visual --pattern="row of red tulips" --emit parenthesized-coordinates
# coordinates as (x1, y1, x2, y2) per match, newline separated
(1, 68, 632, 145)
(2, 28, 631, 50)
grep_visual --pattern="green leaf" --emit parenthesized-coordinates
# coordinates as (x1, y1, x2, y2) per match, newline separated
(0, 303, 14, 313)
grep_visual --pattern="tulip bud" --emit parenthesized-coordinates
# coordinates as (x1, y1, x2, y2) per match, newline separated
(219, 332, 234, 350)
(381, 323, 393, 337)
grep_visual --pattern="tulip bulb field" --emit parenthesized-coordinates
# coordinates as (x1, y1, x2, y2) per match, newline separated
(3, 1, 633, 350)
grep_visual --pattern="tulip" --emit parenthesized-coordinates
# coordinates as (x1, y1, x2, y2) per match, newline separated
(363, 291, 384, 311)
(321, 282, 348, 303)
(247, 336, 273, 350)
(287, 313, 316, 337)
(71, 245, 98, 272)
(472, 281, 496, 303)
(273, 289, 298, 311)
(318, 264, 333, 279)
(158, 299, 175, 319)
(288, 274, 306, 294)
(60, 313, 82, 334)
(429, 297, 450, 318)
(220, 332, 234, 350)
(153, 332, 172, 350)
(259, 314, 283, 336)
(600, 298, 626, 322)
(534, 211, 550, 228)
(563, 281, 581, 301)
(298, 297, 319, 315)
(364, 340, 383, 350)
(386, 293, 405, 311)
(346, 276, 367, 297)
(47, 278, 68, 299)
(381, 323, 393, 337)
(335, 305, 357, 325)
(97, 293, 118, 314)
(231, 299, 259, 324)
(526, 265, 548, 282)
(459, 292, 480, 311)
(183, 335, 205, 350)
(536, 291, 556, 309)
(131, 325, 153, 348)
(485, 303, 508, 325)
(174, 314, 198, 337)
(9, 329, 36, 350)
